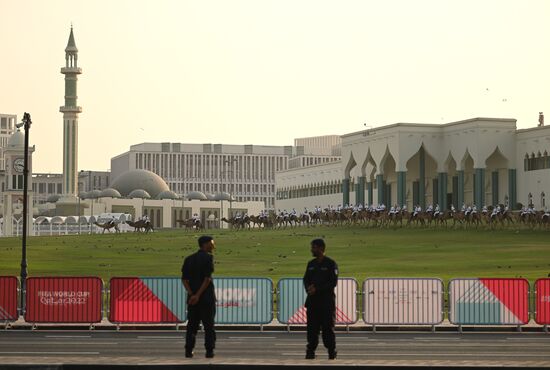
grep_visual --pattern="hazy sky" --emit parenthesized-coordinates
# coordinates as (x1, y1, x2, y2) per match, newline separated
(1, 0, 549, 173)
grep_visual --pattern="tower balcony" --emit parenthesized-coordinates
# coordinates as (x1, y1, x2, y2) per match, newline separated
(60, 106, 82, 113)
(60, 67, 82, 74)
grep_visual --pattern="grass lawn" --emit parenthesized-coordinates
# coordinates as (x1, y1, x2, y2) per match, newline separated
(0, 226, 549, 285)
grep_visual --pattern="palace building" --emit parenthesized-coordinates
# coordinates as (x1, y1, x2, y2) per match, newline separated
(276, 116, 549, 211)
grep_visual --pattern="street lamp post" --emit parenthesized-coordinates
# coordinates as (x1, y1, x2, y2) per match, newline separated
(16, 112, 32, 316)
(224, 158, 237, 219)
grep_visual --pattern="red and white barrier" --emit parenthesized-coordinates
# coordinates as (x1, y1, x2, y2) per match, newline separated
(448, 278, 529, 325)
(0, 276, 18, 321)
(363, 278, 444, 325)
(535, 278, 550, 325)
(25, 277, 103, 323)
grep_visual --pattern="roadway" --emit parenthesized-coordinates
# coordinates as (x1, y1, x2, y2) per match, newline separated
(0, 330, 549, 368)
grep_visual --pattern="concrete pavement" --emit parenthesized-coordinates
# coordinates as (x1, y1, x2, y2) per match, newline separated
(0, 330, 549, 368)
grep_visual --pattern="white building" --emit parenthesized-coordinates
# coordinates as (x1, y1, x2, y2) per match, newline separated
(0, 113, 17, 191)
(276, 116, 550, 210)
(111, 139, 341, 209)
(294, 135, 341, 156)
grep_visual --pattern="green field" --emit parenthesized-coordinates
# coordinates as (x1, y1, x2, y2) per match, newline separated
(0, 227, 549, 284)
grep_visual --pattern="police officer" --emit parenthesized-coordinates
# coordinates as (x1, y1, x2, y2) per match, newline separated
(181, 235, 216, 358)
(303, 238, 338, 360)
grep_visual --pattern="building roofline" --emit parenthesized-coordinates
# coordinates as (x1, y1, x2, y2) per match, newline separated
(276, 160, 342, 175)
(342, 117, 517, 138)
(516, 125, 550, 134)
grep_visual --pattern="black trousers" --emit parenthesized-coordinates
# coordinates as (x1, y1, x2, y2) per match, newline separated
(306, 303, 336, 352)
(185, 299, 216, 351)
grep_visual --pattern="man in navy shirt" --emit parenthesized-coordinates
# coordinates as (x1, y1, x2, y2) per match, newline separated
(303, 238, 338, 360)
(181, 235, 216, 358)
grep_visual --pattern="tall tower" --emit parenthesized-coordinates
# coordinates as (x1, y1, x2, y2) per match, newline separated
(60, 26, 82, 196)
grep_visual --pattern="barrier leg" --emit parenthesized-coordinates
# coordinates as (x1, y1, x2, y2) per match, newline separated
(431, 325, 435, 333)
(89, 324, 95, 331)
(346, 325, 350, 333)
(372, 325, 376, 333)
(516, 325, 522, 333)
(260, 324, 264, 332)
(286, 325, 290, 333)
(116, 324, 120, 332)
(458, 325, 462, 334)
(544, 325, 548, 334)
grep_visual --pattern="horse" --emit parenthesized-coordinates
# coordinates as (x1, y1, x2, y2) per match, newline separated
(93, 221, 120, 234)
(299, 213, 311, 227)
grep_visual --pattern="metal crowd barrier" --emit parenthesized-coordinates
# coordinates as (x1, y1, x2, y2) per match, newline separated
(535, 278, 550, 327)
(109, 277, 187, 324)
(448, 278, 529, 327)
(363, 278, 444, 329)
(214, 277, 273, 324)
(0, 276, 18, 322)
(3, 275, 550, 329)
(25, 277, 103, 324)
(110, 277, 273, 325)
(277, 277, 358, 325)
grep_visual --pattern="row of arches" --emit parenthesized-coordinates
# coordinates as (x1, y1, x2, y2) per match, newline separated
(277, 180, 345, 200)
(524, 151, 550, 171)
(343, 144, 515, 209)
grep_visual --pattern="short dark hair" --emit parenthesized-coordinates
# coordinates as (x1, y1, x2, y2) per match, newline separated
(198, 235, 214, 248)
(311, 238, 326, 250)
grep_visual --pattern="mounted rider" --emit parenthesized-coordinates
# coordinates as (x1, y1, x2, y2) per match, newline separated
(413, 205, 422, 217)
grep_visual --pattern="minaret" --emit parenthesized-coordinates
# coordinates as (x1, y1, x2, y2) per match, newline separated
(60, 26, 82, 196)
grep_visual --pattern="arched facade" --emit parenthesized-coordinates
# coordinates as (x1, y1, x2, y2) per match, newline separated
(276, 117, 550, 210)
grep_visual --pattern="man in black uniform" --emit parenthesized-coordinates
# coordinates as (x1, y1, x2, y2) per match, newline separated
(303, 238, 338, 360)
(181, 235, 216, 358)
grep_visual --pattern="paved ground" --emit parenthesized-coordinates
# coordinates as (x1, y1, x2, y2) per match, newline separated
(0, 330, 549, 367)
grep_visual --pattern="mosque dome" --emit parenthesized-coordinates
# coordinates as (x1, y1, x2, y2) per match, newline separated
(214, 192, 234, 201)
(110, 169, 169, 198)
(157, 190, 179, 200)
(128, 189, 151, 199)
(87, 189, 102, 199)
(187, 191, 208, 200)
(99, 188, 122, 198)
(7, 130, 25, 149)
(46, 195, 60, 203)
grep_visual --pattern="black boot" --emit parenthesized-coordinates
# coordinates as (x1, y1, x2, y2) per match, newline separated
(185, 349, 194, 358)
(305, 350, 315, 359)
(205, 350, 215, 358)
(328, 349, 337, 360)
